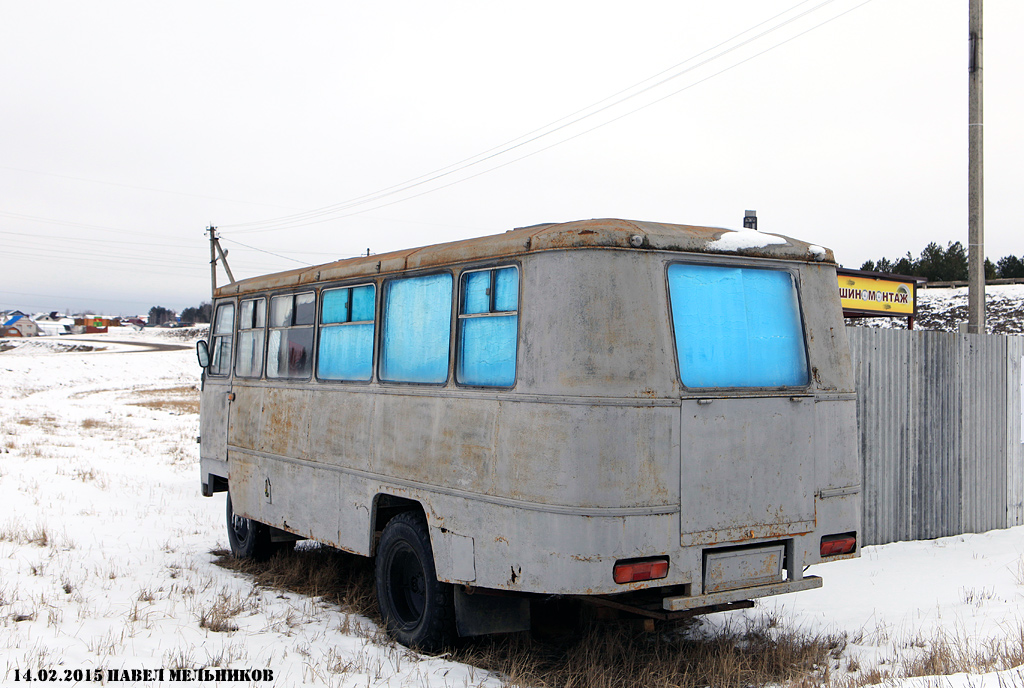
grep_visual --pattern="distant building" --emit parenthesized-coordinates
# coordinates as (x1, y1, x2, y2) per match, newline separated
(2, 313, 41, 337)
(33, 313, 75, 336)
(73, 315, 121, 334)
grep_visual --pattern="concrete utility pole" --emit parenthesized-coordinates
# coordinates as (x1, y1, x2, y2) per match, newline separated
(207, 226, 218, 297)
(967, 0, 985, 333)
(206, 226, 236, 297)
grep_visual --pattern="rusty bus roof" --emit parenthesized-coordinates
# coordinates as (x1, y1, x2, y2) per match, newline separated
(215, 218, 835, 297)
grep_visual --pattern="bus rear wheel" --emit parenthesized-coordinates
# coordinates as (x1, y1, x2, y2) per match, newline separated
(375, 511, 455, 652)
(225, 493, 276, 561)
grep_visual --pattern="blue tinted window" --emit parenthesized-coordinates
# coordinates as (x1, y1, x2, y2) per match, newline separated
(462, 271, 490, 315)
(319, 285, 376, 381)
(667, 264, 807, 388)
(380, 274, 453, 384)
(319, 323, 374, 381)
(322, 285, 374, 325)
(457, 266, 518, 386)
(321, 288, 350, 324)
(493, 267, 519, 312)
(351, 285, 375, 322)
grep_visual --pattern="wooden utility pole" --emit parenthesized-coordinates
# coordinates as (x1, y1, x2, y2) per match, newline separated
(967, 0, 985, 333)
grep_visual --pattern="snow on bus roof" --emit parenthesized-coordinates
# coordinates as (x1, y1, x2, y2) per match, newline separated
(216, 218, 834, 297)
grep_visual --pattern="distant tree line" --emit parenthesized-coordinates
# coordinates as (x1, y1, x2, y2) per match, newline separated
(861, 241, 1024, 282)
(147, 302, 211, 326)
(180, 302, 212, 324)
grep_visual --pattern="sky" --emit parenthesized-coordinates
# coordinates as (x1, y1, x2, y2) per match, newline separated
(2, 1, 1022, 316)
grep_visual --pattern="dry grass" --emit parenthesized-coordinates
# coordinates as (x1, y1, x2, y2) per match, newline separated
(213, 545, 1024, 688)
(16, 414, 57, 428)
(214, 546, 844, 687)
(129, 386, 199, 415)
(213, 544, 376, 617)
(449, 614, 849, 688)
(889, 630, 1024, 684)
(0, 521, 50, 547)
(197, 596, 242, 633)
(80, 418, 115, 431)
(164, 646, 199, 671)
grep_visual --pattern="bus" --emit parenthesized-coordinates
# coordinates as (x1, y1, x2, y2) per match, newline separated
(196, 218, 861, 650)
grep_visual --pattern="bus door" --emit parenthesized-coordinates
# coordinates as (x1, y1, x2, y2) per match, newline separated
(200, 301, 235, 470)
(667, 263, 816, 549)
(678, 396, 816, 547)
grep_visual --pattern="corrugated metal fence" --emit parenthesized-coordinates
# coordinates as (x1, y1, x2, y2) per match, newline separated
(847, 327, 1024, 545)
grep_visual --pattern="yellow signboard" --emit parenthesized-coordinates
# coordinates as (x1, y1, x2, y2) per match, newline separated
(838, 274, 915, 315)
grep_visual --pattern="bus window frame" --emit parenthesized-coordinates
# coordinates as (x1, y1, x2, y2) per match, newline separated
(377, 270, 455, 387)
(316, 282, 378, 385)
(454, 263, 521, 390)
(267, 290, 317, 381)
(208, 300, 236, 378)
(234, 295, 268, 379)
(664, 260, 812, 392)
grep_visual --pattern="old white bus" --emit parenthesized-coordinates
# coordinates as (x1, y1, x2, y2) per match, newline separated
(197, 218, 860, 650)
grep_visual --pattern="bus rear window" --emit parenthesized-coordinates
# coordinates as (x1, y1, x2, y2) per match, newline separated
(667, 264, 808, 388)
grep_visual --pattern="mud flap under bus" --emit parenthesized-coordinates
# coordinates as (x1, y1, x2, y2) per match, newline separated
(454, 587, 531, 637)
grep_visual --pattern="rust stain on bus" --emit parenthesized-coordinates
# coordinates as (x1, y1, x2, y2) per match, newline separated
(215, 218, 833, 298)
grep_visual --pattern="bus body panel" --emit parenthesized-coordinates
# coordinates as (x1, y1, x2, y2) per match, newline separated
(679, 396, 816, 547)
(199, 219, 860, 614)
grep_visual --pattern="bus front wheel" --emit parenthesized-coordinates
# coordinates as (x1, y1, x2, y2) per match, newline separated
(225, 493, 275, 561)
(375, 511, 455, 651)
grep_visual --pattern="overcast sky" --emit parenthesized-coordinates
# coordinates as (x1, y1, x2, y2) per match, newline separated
(2, 1, 1021, 316)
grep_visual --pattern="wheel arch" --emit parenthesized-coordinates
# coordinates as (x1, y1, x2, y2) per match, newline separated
(371, 493, 426, 556)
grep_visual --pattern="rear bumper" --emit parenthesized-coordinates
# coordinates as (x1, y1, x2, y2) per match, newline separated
(663, 575, 822, 612)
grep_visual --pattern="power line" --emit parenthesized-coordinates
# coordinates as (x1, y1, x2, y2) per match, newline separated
(0, 289, 181, 308)
(0, 228, 194, 250)
(223, 0, 850, 234)
(0, 209, 178, 239)
(219, 238, 316, 267)
(223, 0, 877, 234)
(0, 165, 302, 211)
(1, 247, 209, 274)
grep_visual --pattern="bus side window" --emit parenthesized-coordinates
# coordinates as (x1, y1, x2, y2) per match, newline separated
(235, 298, 266, 378)
(456, 266, 519, 387)
(380, 274, 453, 384)
(318, 284, 375, 381)
(209, 302, 235, 377)
(267, 292, 315, 379)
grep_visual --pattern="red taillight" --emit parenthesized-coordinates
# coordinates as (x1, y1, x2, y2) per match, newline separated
(820, 533, 857, 557)
(613, 558, 669, 584)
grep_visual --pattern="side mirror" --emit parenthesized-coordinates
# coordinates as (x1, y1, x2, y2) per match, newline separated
(196, 340, 211, 368)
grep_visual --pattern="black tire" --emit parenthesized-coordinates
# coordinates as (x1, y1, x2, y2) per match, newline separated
(375, 511, 455, 652)
(225, 493, 276, 561)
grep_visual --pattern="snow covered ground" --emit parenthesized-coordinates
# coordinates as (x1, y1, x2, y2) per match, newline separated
(1, 329, 1022, 687)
